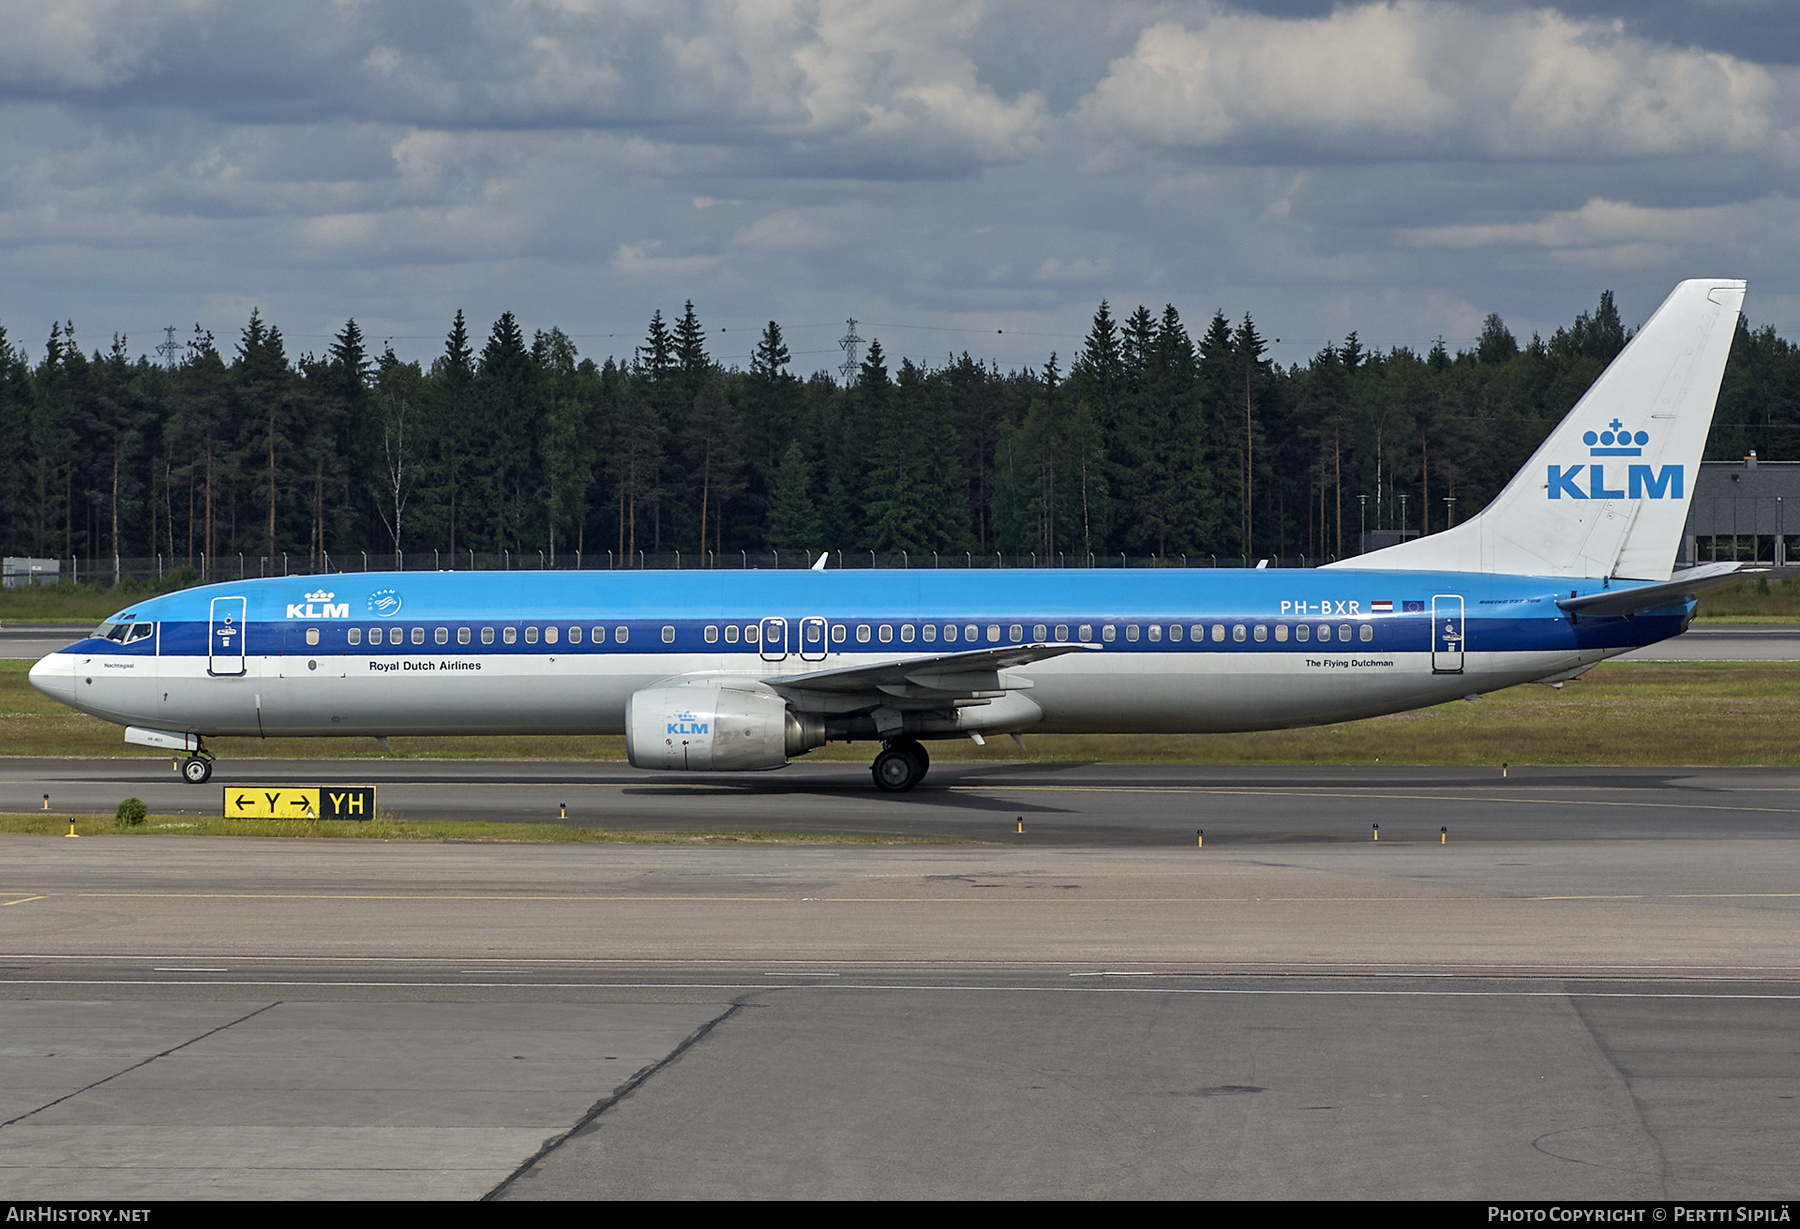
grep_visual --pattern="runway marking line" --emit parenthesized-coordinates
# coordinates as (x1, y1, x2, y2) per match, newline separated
(954, 784, 1800, 815)
(21, 890, 1800, 905)
(1, 895, 45, 907)
(3, 978, 1800, 1001)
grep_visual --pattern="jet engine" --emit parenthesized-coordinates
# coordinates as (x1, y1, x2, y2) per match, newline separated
(625, 680, 824, 771)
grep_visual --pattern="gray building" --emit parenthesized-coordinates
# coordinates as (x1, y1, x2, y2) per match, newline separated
(1680, 454, 1800, 566)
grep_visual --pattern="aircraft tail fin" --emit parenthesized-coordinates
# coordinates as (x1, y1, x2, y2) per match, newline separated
(1332, 278, 1745, 580)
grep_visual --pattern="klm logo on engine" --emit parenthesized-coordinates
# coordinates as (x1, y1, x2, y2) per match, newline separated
(667, 711, 709, 735)
(1548, 420, 1683, 501)
(287, 589, 349, 619)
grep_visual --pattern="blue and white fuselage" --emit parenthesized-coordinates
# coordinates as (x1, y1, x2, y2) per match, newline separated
(29, 565, 1683, 735)
(24, 279, 1758, 790)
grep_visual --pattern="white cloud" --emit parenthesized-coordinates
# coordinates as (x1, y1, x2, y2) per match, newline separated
(1076, 1, 1798, 161)
(1399, 194, 1800, 253)
(731, 209, 840, 251)
(611, 239, 719, 278)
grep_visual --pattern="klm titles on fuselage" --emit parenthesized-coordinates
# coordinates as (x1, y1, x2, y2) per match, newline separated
(1548, 421, 1683, 501)
(287, 590, 350, 619)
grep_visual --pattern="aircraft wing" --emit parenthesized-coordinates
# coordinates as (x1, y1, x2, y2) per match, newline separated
(1556, 561, 1762, 618)
(768, 642, 1101, 699)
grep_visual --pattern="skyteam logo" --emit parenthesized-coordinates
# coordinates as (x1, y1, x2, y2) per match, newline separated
(1549, 420, 1683, 501)
(286, 589, 349, 619)
(667, 711, 709, 736)
(367, 589, 404, 618)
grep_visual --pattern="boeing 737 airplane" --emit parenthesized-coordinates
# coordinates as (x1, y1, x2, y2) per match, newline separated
(30, 279, 1754, 792)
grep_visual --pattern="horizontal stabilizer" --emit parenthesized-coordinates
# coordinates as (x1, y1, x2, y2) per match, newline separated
(1555, 562, 1761, 618)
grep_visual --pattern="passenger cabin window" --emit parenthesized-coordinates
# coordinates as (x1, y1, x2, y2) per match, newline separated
(745, 625, 759, 644)
(661, 625, 676, 643)
(1009, 625, 1023, 642)
(306, 628, 320, 646)
(704, 626, 718, 644)
(987, 625, 1001, 643)
(922, 624, 936, 643)
(1296, 624, 1310, 642)
(1034, 624, 1048, 642)
(568, 626, 581, 644)
(1253, 625, 1268, 642)
(1168, 625, 1181, 642)
(1338, 624, 1351, 642)
(1147, 625, 1161, 642)
(1125, 625, 1139, 642)
(1211, 625, 1225, 643)
(348, 628, 362, 645)
(857, 625, 871, 643)
(966, 625, 981, 642)
(724, 624, 739, 644)
(879, 625, 893, 643)
(1275, 625, 1288, 642)
(1101, 625, 1116, 642)
(458, 627, 471, 645)
(1233, 625, 1246, 642)
(1054, 625, 1068, 642)
(1078, 625, 1092, 642)
(435, 627, 449, 645)
(943, 624, 957, 643)
(544, 626, 559, 645)
(900, 624, 914, 644)
(503, 627, 517, 645)
(1360, 624, 1374, 642)
(831, 624, 846, 643)
(524, 627, 539, 645)
(481, 627, 495, 644)
(615, 626, 629, 644)
(592, 626, 606, 644)
(410, 626, 425, 645)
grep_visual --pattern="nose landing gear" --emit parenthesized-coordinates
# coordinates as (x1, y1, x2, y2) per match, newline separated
(180, 745, 215, 785)
(871, 739, 930, 793)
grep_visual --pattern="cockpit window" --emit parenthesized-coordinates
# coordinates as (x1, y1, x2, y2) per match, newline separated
(94, 621, 153, 644)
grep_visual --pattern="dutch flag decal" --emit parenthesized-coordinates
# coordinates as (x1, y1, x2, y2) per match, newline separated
(1370, 600, 1394, 613)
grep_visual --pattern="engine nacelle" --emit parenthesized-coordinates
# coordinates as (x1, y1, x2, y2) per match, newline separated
(625, 681, 822, 771)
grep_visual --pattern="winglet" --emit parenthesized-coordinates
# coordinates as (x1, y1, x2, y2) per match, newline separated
(811, 551, 828, 572)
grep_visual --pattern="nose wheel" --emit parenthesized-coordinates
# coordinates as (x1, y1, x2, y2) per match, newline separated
(871, 739, 929, 793)
(181, 754, 214, 785)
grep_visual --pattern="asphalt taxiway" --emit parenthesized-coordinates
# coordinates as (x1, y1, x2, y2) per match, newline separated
(2, 764, 1798, 1200)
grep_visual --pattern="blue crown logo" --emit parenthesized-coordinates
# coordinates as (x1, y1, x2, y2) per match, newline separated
(1583, 419, 1647, 457)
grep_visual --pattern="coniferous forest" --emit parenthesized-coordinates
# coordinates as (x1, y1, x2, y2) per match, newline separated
(4, 292, 1799, 581)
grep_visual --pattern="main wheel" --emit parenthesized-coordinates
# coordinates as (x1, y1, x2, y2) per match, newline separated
(181, 756, 212, 785)
(871, 743, 924, 793)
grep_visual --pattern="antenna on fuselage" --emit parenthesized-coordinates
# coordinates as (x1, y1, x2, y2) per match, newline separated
(811, 551, 828, 572)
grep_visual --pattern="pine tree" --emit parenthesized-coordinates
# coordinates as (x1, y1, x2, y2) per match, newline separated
(766, 440, 822, 553)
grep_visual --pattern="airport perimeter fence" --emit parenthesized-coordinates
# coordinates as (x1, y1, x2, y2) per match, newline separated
(15, 550, 1335, 589)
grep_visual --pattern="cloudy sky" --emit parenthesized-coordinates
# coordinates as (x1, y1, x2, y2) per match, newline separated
(2, 0, 1796, 374)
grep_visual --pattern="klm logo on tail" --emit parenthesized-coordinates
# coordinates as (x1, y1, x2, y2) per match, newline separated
(1548, 420, 1684, 501)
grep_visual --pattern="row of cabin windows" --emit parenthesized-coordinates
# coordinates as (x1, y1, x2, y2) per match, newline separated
(315, 620, 1376, 648)
(338, 625, 631, 647)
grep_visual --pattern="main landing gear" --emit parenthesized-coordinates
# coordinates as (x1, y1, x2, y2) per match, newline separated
(871, 739, 930, 793)
(180, 744, 215, 785)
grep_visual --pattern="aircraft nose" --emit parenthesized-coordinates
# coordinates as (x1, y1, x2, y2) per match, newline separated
(28, 652, 73, 700)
